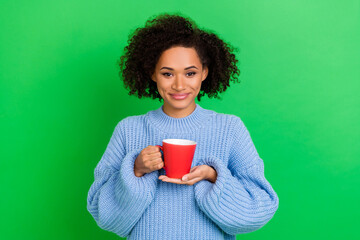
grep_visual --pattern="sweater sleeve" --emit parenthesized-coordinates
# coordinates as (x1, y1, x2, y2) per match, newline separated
(86, 121, 159, 237)
(193, 117, 279, 235)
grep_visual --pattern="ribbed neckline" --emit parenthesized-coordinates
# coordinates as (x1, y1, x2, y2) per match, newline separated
(147, 103, 214, 134)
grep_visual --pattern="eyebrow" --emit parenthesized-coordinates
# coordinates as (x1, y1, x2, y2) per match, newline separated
(160, 66, 198, 70)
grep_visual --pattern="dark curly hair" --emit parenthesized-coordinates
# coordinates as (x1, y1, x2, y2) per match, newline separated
(118, 13, 240, 102)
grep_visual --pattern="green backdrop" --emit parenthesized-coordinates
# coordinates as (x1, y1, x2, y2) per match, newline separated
(1, 0, 359, 239)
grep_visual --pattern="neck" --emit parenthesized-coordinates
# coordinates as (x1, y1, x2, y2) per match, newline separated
(162, 101, 197, 118)
(147, 103, 215, 134)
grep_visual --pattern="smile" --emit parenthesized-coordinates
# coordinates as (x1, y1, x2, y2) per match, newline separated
(170, 93, 190, 100)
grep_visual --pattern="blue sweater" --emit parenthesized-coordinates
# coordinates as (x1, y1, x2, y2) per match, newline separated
(87, 104, 279, 239)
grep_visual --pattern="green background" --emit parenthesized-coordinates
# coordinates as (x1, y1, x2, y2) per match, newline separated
(1, 0, 359, 239)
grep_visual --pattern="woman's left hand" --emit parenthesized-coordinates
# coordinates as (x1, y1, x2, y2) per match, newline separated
(159, 165, 217, 185)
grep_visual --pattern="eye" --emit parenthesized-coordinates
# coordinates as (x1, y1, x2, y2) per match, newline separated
(186, 72, 196, 77)
(162, 72, 172, 77)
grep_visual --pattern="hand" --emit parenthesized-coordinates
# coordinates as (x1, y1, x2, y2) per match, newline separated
(134, 145, 164, 177)
(159, 165, 217, 185)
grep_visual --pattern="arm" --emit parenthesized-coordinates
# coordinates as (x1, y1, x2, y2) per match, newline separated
(86, 121, 159, 237)
(194, 117, 279, 235)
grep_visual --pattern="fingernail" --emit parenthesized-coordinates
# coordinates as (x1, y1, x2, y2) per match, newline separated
(182, 176, 188, 181)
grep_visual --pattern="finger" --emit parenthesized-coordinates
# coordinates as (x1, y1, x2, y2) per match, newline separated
(182, 168, 202, 181)
(184, 177, 203, 185)
(151, 161, 164, 170)
(160, 176, 186, 184)
(150, 145, 162, 153)
(159, 175, 170, 181)
(181, 166, 199, 181)
(147, 151, 162, 159)
(146, 155, 162, 163)
(142, 160, 162, 172)
(143, 152, 161, 163)
(165, 179, 186, 184)
(144, 146, 159, 154)
(189, 166, 199, 173)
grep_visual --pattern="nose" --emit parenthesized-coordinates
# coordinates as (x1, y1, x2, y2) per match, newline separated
(172, 75, 186, 91)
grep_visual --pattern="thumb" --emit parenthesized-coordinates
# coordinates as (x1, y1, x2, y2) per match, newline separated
(190, 166, 199, 173)
(182, 166, 199, 181)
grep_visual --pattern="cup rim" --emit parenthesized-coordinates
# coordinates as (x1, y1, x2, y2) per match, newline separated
(163, 139, 197, 145)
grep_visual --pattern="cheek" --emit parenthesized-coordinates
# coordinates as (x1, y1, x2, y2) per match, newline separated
(156, 81, 170, 93)
(191, 78, 203, 89)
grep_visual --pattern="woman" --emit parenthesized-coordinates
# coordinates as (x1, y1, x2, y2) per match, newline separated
(87, 13, 279, 239)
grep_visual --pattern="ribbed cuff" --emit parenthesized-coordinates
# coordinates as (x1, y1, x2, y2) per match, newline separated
(194, 156, 230, 205)
(194, 156, 279, 235)
(118, 148, 159, 198)
(98, 148, 159, 236)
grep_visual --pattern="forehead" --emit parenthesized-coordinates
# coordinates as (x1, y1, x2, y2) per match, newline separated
(156, 46, 201, 68)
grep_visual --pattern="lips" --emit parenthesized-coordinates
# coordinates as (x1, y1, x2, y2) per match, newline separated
(170, 93, 189, 96)
(170, 93, 190, 100)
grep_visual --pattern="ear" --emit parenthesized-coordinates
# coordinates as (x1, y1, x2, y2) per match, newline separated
(202, 66, 208, 81)
(151, 72, 156, 82)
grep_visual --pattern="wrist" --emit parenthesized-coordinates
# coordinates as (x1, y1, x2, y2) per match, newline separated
(134, 166, 145, 177)
(206, 166, 217, 183)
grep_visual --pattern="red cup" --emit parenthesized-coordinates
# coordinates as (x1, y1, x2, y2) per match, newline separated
(156, 139, 197, 179)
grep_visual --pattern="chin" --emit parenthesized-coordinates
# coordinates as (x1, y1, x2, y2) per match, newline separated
(166, 98, 193, 109)
(169, 102, 190, 109)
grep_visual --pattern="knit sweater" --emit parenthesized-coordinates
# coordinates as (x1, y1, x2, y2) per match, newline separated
(87, 103, 279, 239)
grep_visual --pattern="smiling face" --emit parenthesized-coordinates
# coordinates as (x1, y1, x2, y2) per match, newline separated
(151, 46, 208, 118)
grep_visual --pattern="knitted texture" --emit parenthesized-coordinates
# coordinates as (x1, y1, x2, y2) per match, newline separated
(87, 104, 279, 239)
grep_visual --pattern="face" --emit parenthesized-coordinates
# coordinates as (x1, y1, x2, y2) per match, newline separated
(151, 46, 208, 118)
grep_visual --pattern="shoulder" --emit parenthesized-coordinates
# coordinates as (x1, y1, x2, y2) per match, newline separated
(114, 112, 148, 131)
(210, 109, 245, 128)
(207, 110, 251, 141)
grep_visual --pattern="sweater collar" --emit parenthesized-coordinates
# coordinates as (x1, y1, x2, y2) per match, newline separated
(147, 103, 214, 133)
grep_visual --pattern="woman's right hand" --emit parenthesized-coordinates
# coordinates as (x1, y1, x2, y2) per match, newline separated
(134, 145, 164, 177)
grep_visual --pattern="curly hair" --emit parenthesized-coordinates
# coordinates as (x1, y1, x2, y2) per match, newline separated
(118, 13, 240, 102)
